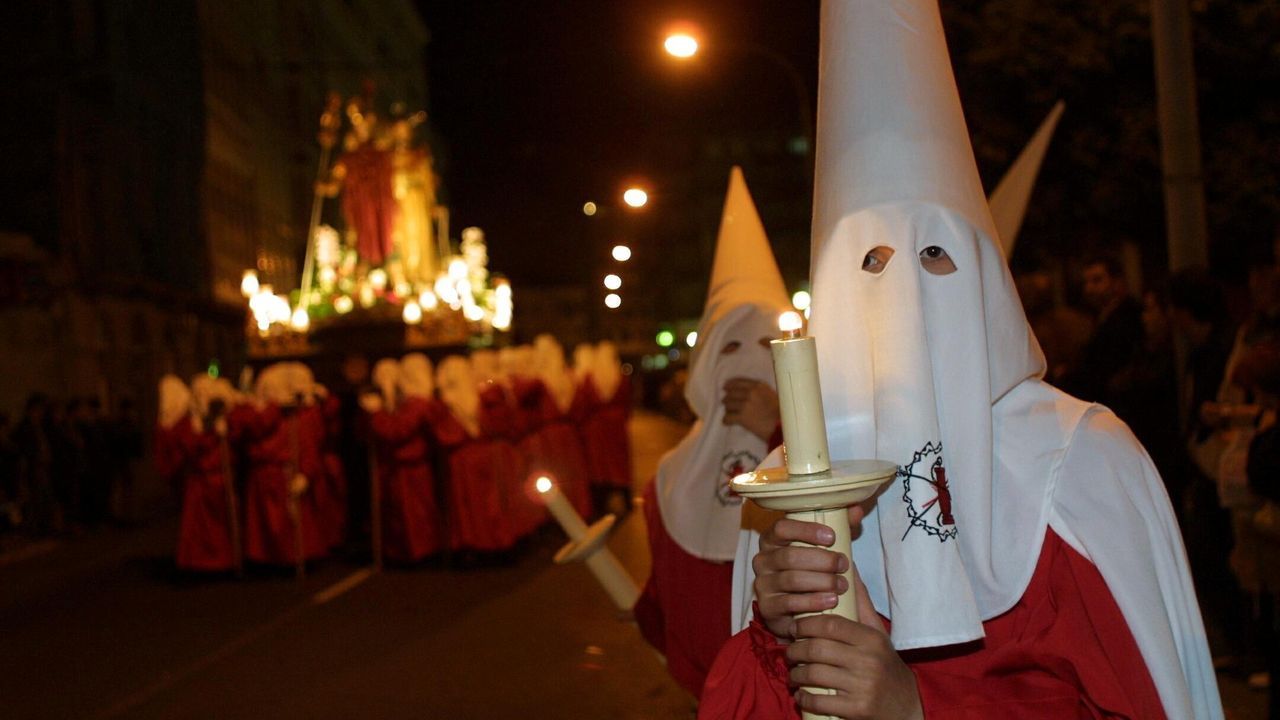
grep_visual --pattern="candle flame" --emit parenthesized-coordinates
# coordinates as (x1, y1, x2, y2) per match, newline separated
(535, 476, 553, 493)
(778, 311, 803, 334)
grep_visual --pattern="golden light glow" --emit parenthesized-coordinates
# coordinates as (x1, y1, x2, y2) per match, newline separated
(318, 266, 337, 290)
(289, 307, 310, 332)
(604, 293, 622, 309)
(334, 295, 354, 314)
(622, 188, 648, 208)
(778, 310, 803, 334)
(611, 245, 632, 262)
(402, 300, 423, 325)
(463, 304, 486, 321)
(686, 331, 698, 347)
(664, 33, 699, 58)
(535, 476, 553, 494)
(359, 285, 377, 308)
(582, 201, 598, 216)
(419, 289, 439, 310)
(603, 274, 622, 290)
(791, 290, 812, 311)
(368, 268, 388, 291)
(240, 270, 259, 298)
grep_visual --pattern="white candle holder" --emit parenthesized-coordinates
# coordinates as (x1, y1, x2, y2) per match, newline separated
(730, 315, 897, 720)
(537, 476, 640, 612)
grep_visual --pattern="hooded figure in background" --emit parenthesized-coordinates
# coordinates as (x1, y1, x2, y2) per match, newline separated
(581, 340, 632, 504)
(526, 334, 592, 520)
(634, 167, 790, 697)
(156, 375, 237, 572)
(429, 356, 518, 553)
(229, 364, 326, 568)
(701, 2, 1219, 719)
(365, 353, 442, 562)
(283, 363, 344, 550)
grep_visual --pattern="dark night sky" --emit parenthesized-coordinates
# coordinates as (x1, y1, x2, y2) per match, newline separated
(416, 0, 820, 294)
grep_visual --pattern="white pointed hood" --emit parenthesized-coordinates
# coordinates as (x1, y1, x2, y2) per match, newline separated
(158, 375, 191, 430)
(372, 358, 401, 410)
(988, 101, 1065, 258)
(731, 5, 1221, 716)
(657, 167, 791, 561)
(802, 0, 1045, 649)
(399, 353, 434, 400)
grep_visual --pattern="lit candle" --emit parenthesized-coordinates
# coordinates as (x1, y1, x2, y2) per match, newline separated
(536, 475, 588, 539)
(536, 476, 639, 611)
(770, 311, 832, 476)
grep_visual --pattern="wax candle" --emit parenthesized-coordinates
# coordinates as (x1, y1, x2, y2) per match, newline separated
(770, 311, 832, 476)
(537, 475, 640, 610)
(536, 475, 588, 539)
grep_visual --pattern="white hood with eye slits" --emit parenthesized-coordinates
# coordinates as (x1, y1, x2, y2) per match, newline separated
(731, 2, 1219, 717)
(655, 167, 790, 562)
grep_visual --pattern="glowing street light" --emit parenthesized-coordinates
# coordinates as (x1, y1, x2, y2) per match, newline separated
(582, 201, 598, 216)
(622, 187, 648, 208)
(664, 33, 699, 59)
(603, 274, 622, 290)
(604, 293, 622, 309)
(611, 245, 632, 262)
(685, 331, 698, 347)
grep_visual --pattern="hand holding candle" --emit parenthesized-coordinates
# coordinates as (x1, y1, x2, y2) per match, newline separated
(730, 314, 897, 720)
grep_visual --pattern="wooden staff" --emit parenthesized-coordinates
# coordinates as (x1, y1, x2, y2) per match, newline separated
(217, 432, 244, 578)
(286, 414, 306, 580)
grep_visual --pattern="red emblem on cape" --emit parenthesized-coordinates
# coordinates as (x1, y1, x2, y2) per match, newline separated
(899, 442, 959, 542)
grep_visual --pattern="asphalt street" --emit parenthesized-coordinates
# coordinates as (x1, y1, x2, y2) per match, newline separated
(0, 410, 1267, 719)
(0, 411, 692, 720)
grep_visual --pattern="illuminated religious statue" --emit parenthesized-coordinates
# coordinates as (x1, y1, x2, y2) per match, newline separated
(317, 97, 399, 269)
(390, 112, 440, 285)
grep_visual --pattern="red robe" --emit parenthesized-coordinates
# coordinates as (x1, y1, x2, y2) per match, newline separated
(634, 481, 735, 698)
(340, 144, 398, 266)
(320, 395, 348, 549)
(697, 530, 1166, 719)
(155, 418, 236, 572)
(578, 376, 633, 490)
(636, 426, 785, 698)
(368, 396, 443, 562)
(228, 404, 327, 566)
(513, 377, 590, 521)
(427, 396, 521, 552)
(483, 381, 543, 540)
(296, 401, 343, 550)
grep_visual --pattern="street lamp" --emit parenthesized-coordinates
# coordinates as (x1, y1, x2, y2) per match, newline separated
(623, 187, 649, 208)
(604, 293, 622, 309)
(603, 274, 622, 290)
(612, 245, 632, 262)
(663, 33, 699, 58)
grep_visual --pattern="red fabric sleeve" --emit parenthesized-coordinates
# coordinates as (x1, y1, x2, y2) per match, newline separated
(698, 613, 800, 720)
(368, 403, 424, 445)
(697, 531, 1165, 720)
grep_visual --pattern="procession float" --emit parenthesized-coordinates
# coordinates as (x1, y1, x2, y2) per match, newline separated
(241, 91, 512, 360)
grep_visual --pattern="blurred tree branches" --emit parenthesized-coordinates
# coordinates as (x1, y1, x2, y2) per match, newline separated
(943, 0, 1279, 279)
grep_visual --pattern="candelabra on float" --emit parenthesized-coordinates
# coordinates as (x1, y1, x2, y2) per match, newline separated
(730, 311, 897, 720)
(536, 475, 640, 612)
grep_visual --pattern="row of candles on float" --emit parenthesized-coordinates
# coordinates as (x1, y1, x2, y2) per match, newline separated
(240, 263, 513, 335)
